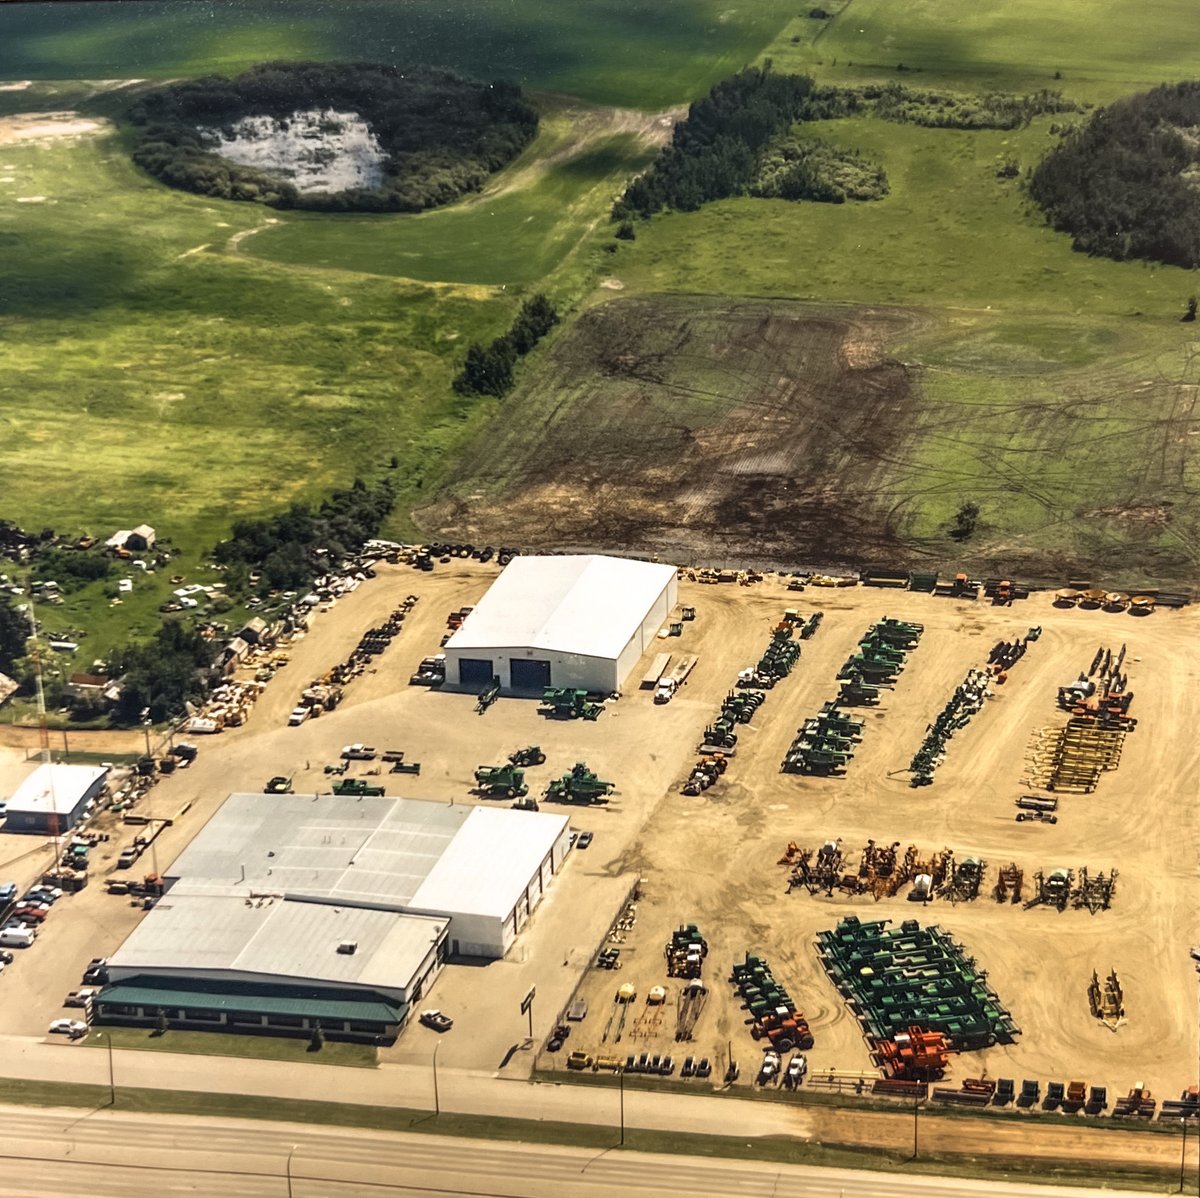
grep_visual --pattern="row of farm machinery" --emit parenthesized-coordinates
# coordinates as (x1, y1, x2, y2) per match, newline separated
(471, 747, 614, 806)
(779, 839, 1117, 912)
(782, 617, 923, 775)
(682, 611, 817, 795)
(909, 629, 1038, 786)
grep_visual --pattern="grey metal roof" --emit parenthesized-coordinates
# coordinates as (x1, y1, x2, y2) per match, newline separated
(109, 892, 447, 991)
(168, 793, 471, 906)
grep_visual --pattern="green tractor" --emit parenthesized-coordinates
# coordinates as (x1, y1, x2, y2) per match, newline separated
(545, 762, 615, 804)
(507, 745, 547, 767)
(474, 764, 528, 798)
(332, 778, 385, 797)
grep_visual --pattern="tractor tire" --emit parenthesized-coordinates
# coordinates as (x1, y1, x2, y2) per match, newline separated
(535, 753, 546, 764)
(776, 1038, 794, 1052)
(507, 787, 516, 798)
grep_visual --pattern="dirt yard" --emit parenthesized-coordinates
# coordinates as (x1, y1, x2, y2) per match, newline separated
(533, 577, 1200, 1107)
(0, 561, 1194, 1117)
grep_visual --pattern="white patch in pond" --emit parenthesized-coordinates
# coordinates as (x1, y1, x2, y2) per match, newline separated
(201, 108, 386, 194)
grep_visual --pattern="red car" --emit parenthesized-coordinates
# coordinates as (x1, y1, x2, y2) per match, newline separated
(12, 907, 47, 923)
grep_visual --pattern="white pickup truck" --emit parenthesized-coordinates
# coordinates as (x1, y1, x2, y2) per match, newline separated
(288, 706, 310, 726)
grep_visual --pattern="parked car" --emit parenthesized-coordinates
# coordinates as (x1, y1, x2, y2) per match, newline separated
(12, 907, 47, 923)
(48, 1019, 87, 1038)
(681, 1056, 695, 1077)
(696, 1057, 712, 1078)
(64, 988, 100, 1009)
(547, 1023, 571, 1051)
(576, 832, 594, 850)
(419, 1009, 453, 1032)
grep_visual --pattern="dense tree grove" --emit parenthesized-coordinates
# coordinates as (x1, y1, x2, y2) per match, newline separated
(108, 619, 215, 724)
(453, 294, 559, 399)
(128, 61, 538, 212)
(750, 136, 888, 203)
(615, 68, 1077, 220)
(1029, 82, 1200, 269)
(212, 477, 398, 591)
(31, 548, 112, 593)
(614, 66, 817, 218)
(0, 596, 27, 675)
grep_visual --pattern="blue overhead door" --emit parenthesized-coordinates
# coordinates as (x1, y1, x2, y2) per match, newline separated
(458, 658, 495, 687)
(510, 658, 551, 690)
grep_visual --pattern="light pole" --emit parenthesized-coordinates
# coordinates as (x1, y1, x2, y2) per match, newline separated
(1191, 947, 1200, 1197)
(140, 708, 152, 758)
(286, 1143, 297, 1198)
(432, 1040, 441, 1116)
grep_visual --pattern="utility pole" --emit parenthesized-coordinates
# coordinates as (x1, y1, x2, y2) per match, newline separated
(286, 1144, 297, 1198)
(432, 1040, 441, 1116)
(911, 1091, 920, 1160)
(105, 1031, 115, 1107)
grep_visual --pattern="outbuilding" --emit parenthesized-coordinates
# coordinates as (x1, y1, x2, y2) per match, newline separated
(443, 554, 677, 694)
(4, 763, 108, 834)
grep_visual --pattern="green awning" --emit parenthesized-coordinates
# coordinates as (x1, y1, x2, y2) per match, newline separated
(97, 982, 403, 1025)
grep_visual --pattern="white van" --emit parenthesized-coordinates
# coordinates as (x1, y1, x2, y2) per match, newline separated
(0, 928, 34, 948)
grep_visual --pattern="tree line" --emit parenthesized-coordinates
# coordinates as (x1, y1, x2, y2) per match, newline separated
(453, 294, 559, 399)
(1029, 82, 1200, 269)
(614, 67, 1078, 221)
(213, 476, 398, 592)
(129, 61, 538, 213)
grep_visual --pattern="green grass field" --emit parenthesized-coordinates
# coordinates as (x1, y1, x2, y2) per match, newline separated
(761, 0, 1200, 103)
(245, 109, 658, 286)
(0, 0, 796, 110)
(82, 1026, 377, 1067)
(611, 117, 1194, 317)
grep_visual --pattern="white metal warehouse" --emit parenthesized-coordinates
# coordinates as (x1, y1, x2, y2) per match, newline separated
(444, 553, 678, 693)
(4, 762, 108, 835)
(99, 794, 571, 1042)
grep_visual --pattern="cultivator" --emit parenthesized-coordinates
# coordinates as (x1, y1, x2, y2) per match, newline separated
(675, 980, 708, 1042)
(1027, 645, 1136, 793)
(731, 955, 814, 1051)
(1025, 867, 1074, 911)
(1089, 969, 1125, 1030)
(816, 916, 1019, 1050)
(545, 762, 614, 804)
(539, 688, 603, 721)
(938, 855, 986, 903)
(992, 862, 1024, 904)
(785, 839, 845, 895)
(1075, 866, 1118, 913)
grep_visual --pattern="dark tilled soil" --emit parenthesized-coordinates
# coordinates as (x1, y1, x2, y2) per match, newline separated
(421, 296, 926, 568)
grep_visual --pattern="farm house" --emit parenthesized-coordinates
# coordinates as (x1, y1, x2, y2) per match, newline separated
(97, 793, 571, 1041)
(443, 554, 678, 693)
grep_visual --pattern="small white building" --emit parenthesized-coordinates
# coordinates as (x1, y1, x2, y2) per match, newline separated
(443, 554, 678, 693)
(5, 762, 108, 834)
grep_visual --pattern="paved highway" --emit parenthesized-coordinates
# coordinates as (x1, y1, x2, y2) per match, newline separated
(0, 1106, 1151, 1197)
